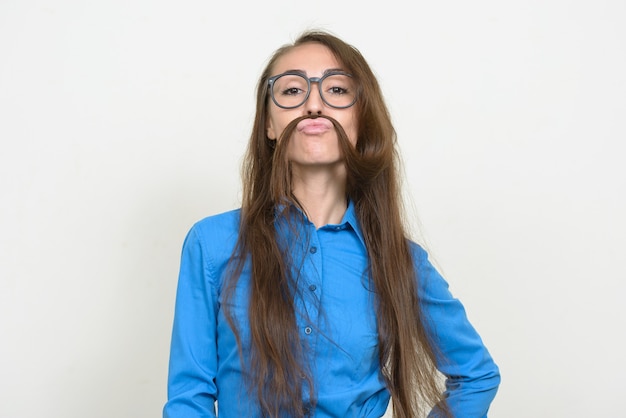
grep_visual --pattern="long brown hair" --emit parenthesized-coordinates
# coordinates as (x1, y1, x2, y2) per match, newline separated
(224, 30, 450, 418)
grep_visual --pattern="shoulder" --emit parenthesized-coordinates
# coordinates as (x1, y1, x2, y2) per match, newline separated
(191, 208, 241, 238)
(184, 208, 242, 272)
(406, 240, 453, 296)
(407, 239, 429, 264)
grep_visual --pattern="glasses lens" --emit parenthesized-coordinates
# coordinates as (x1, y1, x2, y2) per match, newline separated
(271, 74, 309, 108)
(320, 74, 357, 108)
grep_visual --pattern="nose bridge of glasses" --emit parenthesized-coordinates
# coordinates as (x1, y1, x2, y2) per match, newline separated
(290, 76, 320, 111)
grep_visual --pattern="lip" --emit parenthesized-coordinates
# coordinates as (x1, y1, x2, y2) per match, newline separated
(296, 118, 333, 135)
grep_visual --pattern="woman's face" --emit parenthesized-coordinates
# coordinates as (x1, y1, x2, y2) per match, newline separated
(266, 42, 358, 169)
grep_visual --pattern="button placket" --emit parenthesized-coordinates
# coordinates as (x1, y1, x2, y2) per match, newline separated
(301, 229, 321, 344)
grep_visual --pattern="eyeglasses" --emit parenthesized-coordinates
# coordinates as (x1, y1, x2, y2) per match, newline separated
(267, 71, 358, 109)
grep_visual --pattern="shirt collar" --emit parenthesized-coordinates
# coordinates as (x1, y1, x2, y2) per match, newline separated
(274, 200, 366, 247)
(325, 200, 367, 249)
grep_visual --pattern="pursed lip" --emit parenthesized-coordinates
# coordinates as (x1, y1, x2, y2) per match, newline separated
(296, 117, 333, 134)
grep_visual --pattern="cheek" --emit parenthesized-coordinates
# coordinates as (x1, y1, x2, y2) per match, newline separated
(267, 110, 294, 141)
(266, 114, 278, 140)
(349, 127, 359, 145)
(344, 116, 359, 145)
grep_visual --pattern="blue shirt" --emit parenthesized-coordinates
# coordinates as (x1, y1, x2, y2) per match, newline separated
(164, 202, 500, 417)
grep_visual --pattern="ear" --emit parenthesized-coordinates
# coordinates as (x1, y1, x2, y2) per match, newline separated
(266, 119, 277, 140)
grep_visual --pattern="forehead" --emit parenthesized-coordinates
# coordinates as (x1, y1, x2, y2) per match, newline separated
(272, 42, 343, 76)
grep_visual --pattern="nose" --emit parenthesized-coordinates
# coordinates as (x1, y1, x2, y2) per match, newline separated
(304, 82, 323, 115)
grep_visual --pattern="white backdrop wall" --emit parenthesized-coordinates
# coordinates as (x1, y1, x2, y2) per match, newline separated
(1, 1, 624, 417)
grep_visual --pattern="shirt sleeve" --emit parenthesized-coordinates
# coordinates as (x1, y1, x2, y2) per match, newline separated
(413, 244, 501, 418)
(163, 225, 219, 418)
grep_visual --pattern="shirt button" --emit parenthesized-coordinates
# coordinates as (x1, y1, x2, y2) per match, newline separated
(304, 326, 312, 335)
(309, 284, 317, 291)
(309, 246, 317, 254)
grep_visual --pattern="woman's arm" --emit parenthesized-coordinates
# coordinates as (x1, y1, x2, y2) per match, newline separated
(413, 244, 501, 417)
(163, 226, 219, 418)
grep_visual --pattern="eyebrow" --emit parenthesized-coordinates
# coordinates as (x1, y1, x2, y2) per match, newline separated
(281, 67, 346, 76)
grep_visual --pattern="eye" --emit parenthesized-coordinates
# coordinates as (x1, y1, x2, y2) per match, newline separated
(281, 87, 305, 96)
(322, 74, 354, 98)
(273, 74, 308, 97)
(327, 86, 349, 95)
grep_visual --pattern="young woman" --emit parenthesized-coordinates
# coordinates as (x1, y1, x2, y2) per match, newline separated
(164, 30, 500, 418)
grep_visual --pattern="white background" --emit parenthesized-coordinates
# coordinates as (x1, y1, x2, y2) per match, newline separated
(1, 1, 625, 417)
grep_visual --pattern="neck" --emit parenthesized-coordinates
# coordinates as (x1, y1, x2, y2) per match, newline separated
(291, 164, 348, 228)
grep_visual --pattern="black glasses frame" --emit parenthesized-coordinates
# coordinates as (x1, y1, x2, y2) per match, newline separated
(267, 71, 358, 109)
